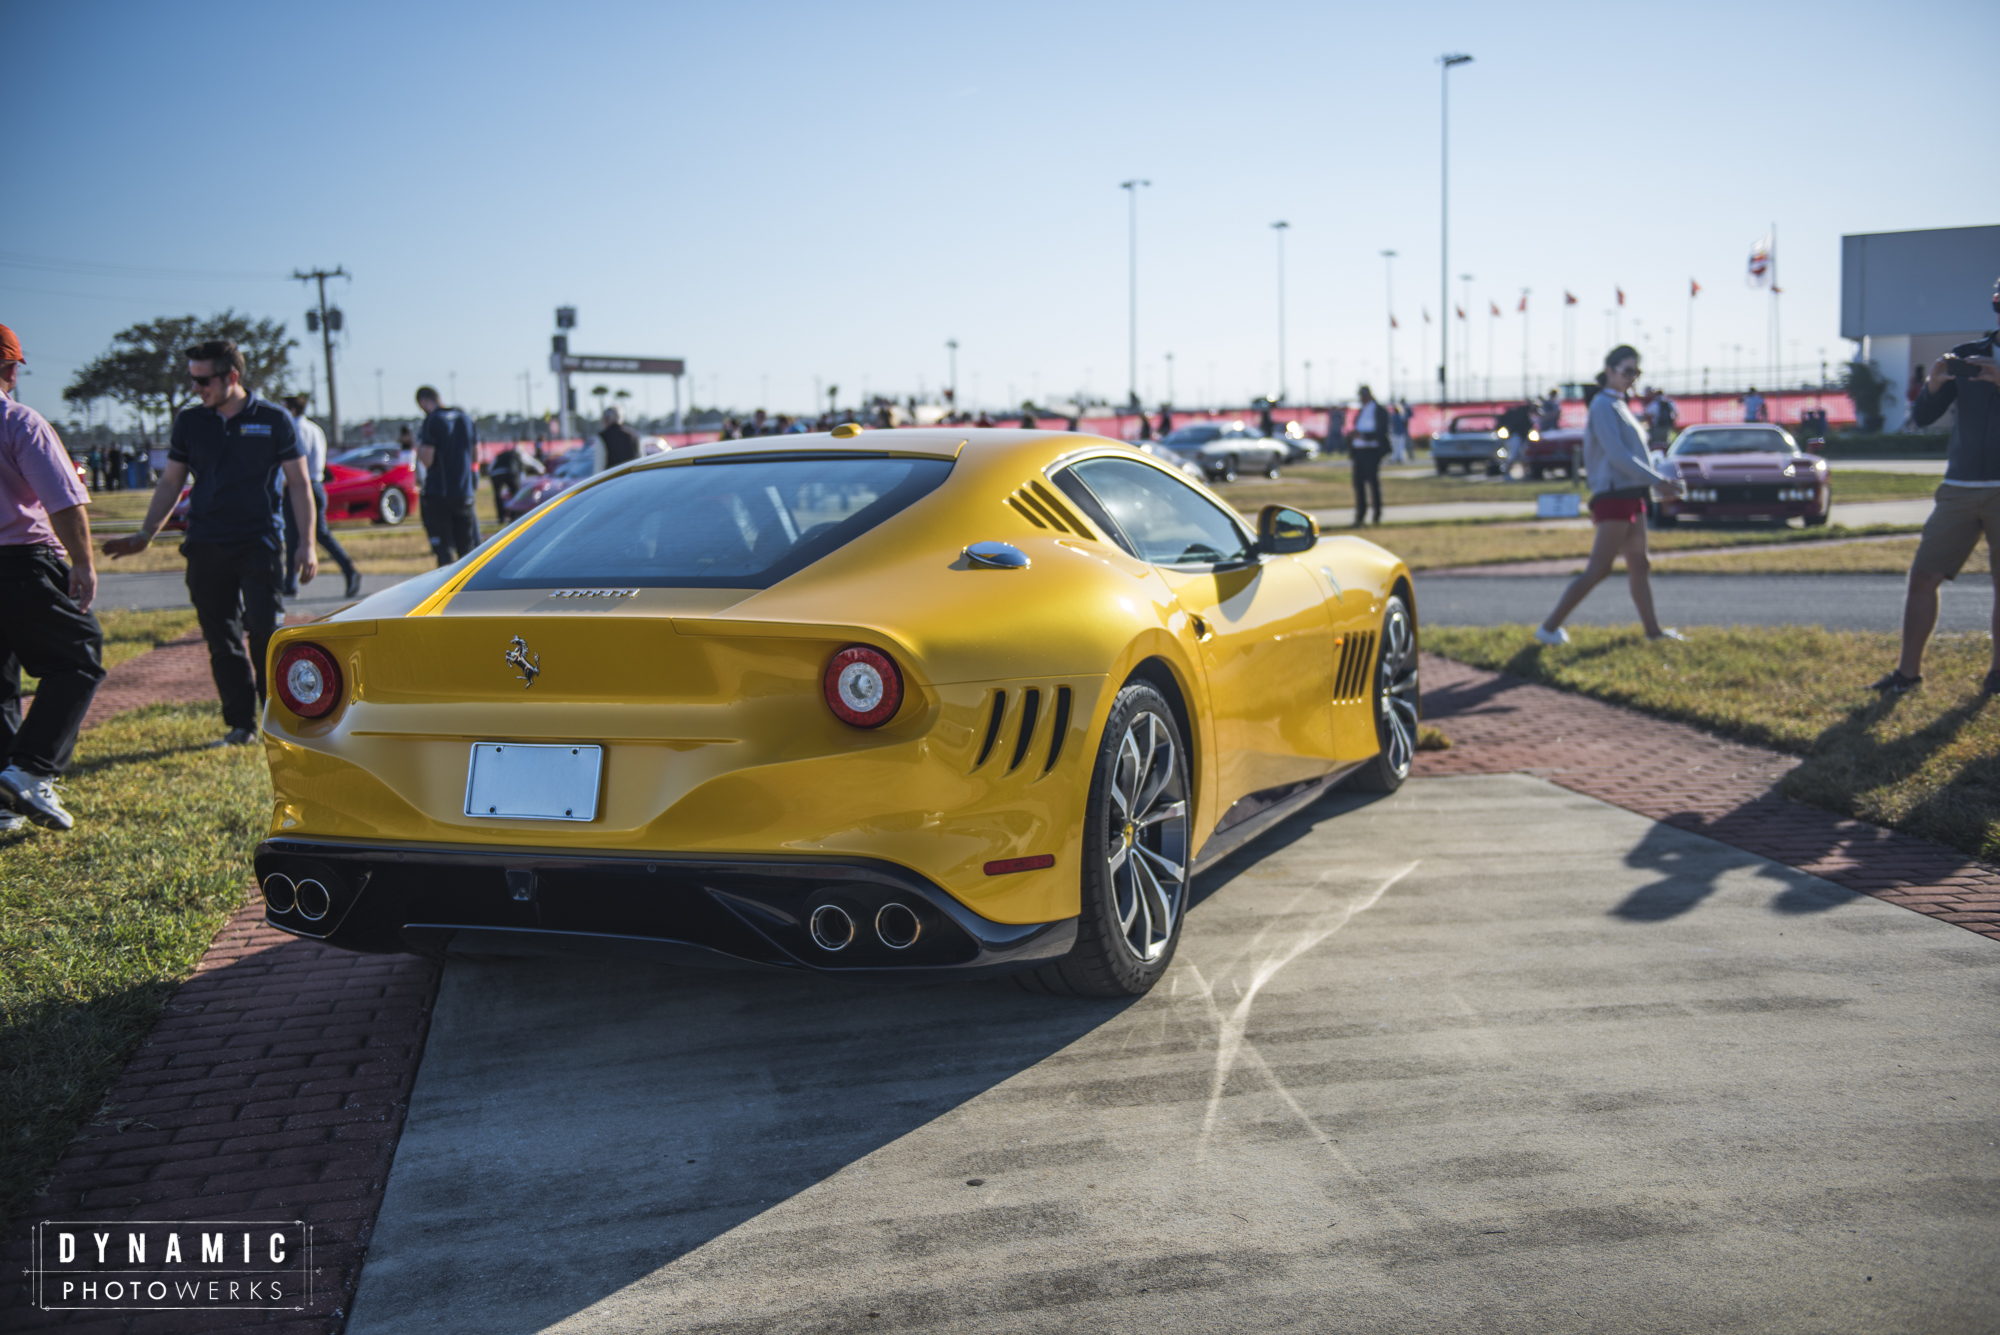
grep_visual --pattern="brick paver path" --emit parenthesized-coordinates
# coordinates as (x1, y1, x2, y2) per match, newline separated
(7, 642, 1993, 1332)
(1414, 653, 2000, 942)
(4, 636, 441, 1334)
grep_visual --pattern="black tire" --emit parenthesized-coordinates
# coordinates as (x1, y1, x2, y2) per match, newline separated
(1484, 461, 1503, 477)
(1345, 595, 1419, 793)
(1434, 460, 1449, 475)
(1527, 465, 1544, 481)
(1264, 457, 1282, 479)
(1803, 508, 1829, 527)
(376, 487, 408, 525)
(1217, 455, 1239, 483)
(1022, 683, 1191, 997)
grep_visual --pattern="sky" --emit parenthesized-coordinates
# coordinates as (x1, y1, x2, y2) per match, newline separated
(9, 0, 1998, 430)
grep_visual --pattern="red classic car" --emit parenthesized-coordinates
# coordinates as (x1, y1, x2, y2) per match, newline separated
(1650, 424, 1830, 527)
(162, 447, 416, 531)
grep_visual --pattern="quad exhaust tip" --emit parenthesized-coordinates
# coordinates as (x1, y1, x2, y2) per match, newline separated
(875, 903, 921, 950)
(263, 873, 296, 914)
(809, 904, 855, 951)
(294, 878, 331, 921)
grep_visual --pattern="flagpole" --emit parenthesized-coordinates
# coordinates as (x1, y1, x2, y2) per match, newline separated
(1687, 281, 1696, 398)
(1520, 290, 1530, 399)
(1770, 221, 1780, 396)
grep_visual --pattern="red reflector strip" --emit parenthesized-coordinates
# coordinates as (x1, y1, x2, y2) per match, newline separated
(983, 854, 1055, 876)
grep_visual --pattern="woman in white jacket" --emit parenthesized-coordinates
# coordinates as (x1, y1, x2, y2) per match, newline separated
(1536, 345, 1687, 644)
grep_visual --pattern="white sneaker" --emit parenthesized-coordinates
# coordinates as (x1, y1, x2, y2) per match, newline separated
(1534, 626, 1570, 647)
(0, 811, 26, 834)
(1648, 627, 1687, 642)
(0, 765, 74, 831)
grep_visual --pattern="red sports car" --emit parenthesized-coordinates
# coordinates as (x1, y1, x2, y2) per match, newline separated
(1650, 424, 1830, 527)
(162, 447, 416, 530)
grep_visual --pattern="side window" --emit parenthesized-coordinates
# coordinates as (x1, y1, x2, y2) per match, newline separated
(1066, 457, 1253, 567)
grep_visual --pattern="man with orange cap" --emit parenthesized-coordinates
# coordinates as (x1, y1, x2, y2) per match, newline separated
(0, 321, 104, 832)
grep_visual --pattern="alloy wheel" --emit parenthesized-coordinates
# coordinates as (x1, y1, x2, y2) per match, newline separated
(1376, 600, 1420, 780)
(1104, 711, 1189, 963)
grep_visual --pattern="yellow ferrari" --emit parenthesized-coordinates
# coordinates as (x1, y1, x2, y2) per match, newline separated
(255, 427, 1418, 996)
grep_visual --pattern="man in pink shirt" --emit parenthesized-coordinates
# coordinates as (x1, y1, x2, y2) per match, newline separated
(0, 321, 104, 831)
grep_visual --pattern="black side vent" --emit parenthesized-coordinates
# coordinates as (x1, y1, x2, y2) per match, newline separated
(1043, 687, 1073, 772)
(1335, 633, 1377, 702)
(1009, 689, 1042, 772)
(975, 690, 1007, 768)
(1006, 482, 1091, 537)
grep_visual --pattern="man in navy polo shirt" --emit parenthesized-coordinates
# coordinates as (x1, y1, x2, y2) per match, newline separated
(103, 339, 319, 746)
(415, 385, 481, 565)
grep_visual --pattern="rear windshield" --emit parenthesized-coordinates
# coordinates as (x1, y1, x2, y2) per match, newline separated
(1447, 416, 1498, 433)
(464, 454, 953, 590)
(1671, 429, 1796, 456)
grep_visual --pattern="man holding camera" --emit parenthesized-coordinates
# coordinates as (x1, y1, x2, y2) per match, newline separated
(1871, 277, 2000, 698)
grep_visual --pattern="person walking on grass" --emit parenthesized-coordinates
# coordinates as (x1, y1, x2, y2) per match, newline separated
(1535, 345, 1687, 646)
(415, 385, 480, 565)
(0, 322, 104, 832)
(101, 338, 318, 748)
(279, 395, 360, 600)
(1870, 276, 2000, 698)
(1348, 385, 1389, 526)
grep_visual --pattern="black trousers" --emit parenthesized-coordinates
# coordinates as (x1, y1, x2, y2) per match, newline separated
(284, 478, 356, 589)
(490, 479, 518, 527)
(0, 544, 105, 776)
(421, 497, 482, 566)
(1351, 447, 1385, 524)
(184, 540, 285, 732)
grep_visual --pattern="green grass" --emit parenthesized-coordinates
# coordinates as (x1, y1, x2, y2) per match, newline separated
(1424, 625, 1999, 863)
(0, 703, 270, 1223)
(1373, 521, 1921, 572)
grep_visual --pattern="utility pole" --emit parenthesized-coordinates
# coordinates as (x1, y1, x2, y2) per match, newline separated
(1271, 221, 1291, 401)
(292, 266, 348, 447)
(1381, 249, 1398, 403)
(1438, 53, 1473, 406)
(1121, 179, 1150, 411)
(946, 340, 959, 413)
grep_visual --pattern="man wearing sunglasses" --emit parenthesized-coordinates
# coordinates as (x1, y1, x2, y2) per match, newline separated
(103, 339, 319, 746)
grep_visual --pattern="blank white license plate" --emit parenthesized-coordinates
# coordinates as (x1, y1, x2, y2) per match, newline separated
(464, 743, 603, 821)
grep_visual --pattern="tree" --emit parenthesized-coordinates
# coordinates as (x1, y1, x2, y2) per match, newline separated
(63, 311, 296, 439)
(1841, 359, 1891, 434)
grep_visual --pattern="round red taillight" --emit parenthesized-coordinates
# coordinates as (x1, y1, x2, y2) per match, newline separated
(824, 645, 903, 728)
(275, 643, 342, 719)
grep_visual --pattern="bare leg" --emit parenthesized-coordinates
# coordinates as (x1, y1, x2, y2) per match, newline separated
(1622, 521, 1665, 638)
(1541, 520, 1630, 633)
(1896, 570, 1944, 679)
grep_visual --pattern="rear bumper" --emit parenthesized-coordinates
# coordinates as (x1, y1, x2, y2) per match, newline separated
(254, 837, 1077, 983)
(1658, 501, 1822, 519)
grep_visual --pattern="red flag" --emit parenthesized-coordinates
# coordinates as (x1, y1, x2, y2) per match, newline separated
(1455, 305, 1465, 319)
(1564, 291, 1578, 305)
(1517, 294, 1528, 313)
(1690, 278, 1702, 297)
(1488, 301, 1501, 317)
(1389, 314, 1399, 329)
(1616, 287, 1626, 306)
(1422, 308, 1432, 324)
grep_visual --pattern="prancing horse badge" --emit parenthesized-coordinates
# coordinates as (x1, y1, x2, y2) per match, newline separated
(505, 635, 540, 688)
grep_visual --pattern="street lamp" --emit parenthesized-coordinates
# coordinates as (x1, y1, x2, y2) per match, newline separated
(1438, 52, 1473, 405)
(1381, 249, 1398, 403)
(1271, 221, 1291, 401)
(1121, 179, 1150, 412)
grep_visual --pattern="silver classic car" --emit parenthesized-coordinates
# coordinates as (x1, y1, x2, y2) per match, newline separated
(1153, 422, 1287, 483)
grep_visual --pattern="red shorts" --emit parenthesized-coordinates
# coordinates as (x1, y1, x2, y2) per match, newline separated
(1589, 496, 1646, 523)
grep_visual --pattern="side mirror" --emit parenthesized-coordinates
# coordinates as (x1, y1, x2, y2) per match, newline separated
(1258, 505, 1318, 555)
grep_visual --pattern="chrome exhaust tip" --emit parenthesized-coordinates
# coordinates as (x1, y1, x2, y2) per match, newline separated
(294, 878, 331, 921)
(808, 903, 855, 951)
(875, 902, 921, 950)
(262, 873, 296, 913)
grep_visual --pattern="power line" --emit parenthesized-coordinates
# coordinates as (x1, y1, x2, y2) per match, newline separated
(0, 250, 285, 283)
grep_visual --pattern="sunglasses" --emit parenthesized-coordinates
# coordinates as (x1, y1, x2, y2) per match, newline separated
(188, 371, 229, 387)
(1613, 364, 1640, 376)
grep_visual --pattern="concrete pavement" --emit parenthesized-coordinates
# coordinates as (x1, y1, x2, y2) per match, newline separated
(1412, 571, 1995, 631)
(344, 774, 2000, 1334)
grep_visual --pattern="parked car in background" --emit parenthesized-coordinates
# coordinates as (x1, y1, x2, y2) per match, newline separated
(1154, 422, 1286, 483)
(1429, 414, 1509, 476)
(1512, 426, 1583, 480)
(502, 447, 597, 519)
(323, 448, 417, 524)
(1278, 421, 1317, 463)
(1650, 424, 1830, 527)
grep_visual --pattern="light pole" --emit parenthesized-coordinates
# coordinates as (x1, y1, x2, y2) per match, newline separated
(1381, 249, 1398, 403)
(1164, 351, 1175, 406)
(946, 340, 959, 413)
(1121, 179, 1150, 411)
(1271, 221, 1291, 401)
(1438, 53, 1473, 406)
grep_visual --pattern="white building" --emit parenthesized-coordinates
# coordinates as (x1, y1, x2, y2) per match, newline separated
(1841, 224, 2000, 430)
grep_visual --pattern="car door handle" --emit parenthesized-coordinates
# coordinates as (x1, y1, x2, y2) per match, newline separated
(1188, 613, 1213, 642)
